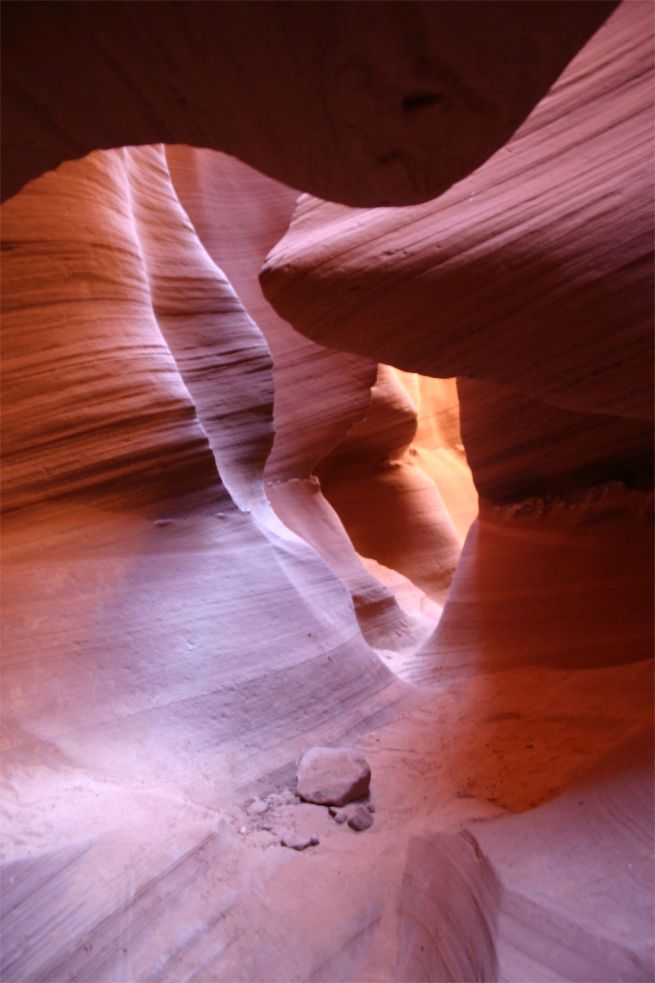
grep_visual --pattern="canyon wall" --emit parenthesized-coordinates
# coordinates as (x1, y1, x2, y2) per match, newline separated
(2, 1, 617, 205)
(1, 2, 652, 981)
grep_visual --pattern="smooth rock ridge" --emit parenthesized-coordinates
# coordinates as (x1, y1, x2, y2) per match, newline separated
(296, 746, 371, 806)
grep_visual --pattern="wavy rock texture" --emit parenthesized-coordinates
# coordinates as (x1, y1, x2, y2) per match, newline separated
(316, 365, 473, 607)
(1, 3, 653, 983)
(0, 146, 400, 981)
(1, 141, 477, 980)
(397, 728, 653, 983)
(257, 0, 651, 975)
(163, 146, 462, 649)
(262, 1, 653, 421)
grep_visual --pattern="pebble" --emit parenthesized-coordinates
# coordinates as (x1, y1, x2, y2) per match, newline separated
(246, 798, 269, 816)
(347, 805, 374, 832)
(330, 802, 375, 827)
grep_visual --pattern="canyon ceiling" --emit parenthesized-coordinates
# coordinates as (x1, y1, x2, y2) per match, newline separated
(1, 2, 653, 982)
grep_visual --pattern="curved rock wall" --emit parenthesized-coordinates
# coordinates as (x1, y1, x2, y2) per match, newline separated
(2, 2, 616, 205)
(261, 0, 653, 421)
(0, 145, 405, 981)
(163, 144, 450, 650)
(316, 365, 470, 606)
(1, 2, 653, 981)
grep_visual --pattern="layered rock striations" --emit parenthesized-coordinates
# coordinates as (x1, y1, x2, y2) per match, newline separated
(163, 145, 458, 649)
(262, 0, 655, 675)
(259, 5, 654, 975)
(1, 2, 653, 981)
(261, 0, 653, 421)
(1, 146, 400, 981)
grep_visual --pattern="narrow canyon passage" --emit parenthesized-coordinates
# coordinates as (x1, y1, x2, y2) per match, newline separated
(1, 3, 653, 982)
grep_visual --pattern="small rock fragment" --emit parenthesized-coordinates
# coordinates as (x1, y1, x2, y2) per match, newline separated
(280, 831, 316, 851)
(310, 834, 320, 846)
(270, 787, 297, 807)
(329, 800, 375, 824)
(347, 805, 374, 831)
(246, 797, 268, 816)
(296, 746, 371, 806)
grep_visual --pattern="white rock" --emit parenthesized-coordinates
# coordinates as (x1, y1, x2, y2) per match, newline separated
(296, 746, 371, 806)
(246, 797, 268, 816)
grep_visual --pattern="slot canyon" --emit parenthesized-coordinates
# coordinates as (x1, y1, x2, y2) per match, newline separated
(1, 2, 653, 981)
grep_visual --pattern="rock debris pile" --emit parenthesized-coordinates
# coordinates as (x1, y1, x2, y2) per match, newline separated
(330, 803, 375, 831)
(279, 746, 375, 849)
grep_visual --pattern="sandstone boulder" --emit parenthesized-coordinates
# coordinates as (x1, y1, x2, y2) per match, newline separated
(296, 746, 371, 806)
